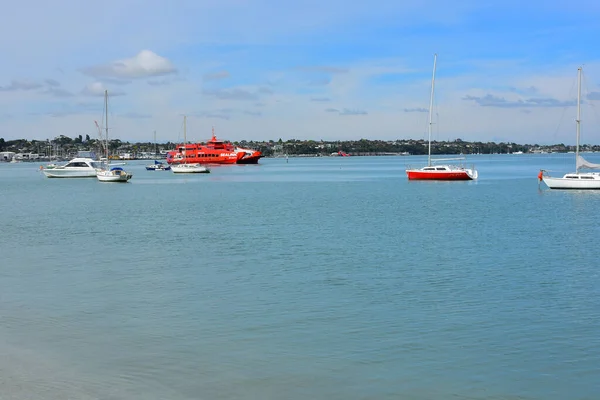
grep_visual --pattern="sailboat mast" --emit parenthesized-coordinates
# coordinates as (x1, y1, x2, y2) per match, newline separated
(183, 115, 187, 165)
(427, 53, 437, 167)
(576, 67, 581, 172)
(154, 130, 157, 156)
(105, 90, 109, 165)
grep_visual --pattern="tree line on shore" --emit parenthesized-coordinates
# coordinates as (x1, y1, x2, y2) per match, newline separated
(1, 135, 598, 157)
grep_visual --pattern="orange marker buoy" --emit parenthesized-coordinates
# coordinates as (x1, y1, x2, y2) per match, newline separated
(537, 170, 543, 181)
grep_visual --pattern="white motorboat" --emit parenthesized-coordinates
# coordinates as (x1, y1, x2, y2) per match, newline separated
(42, 157, 102, 178)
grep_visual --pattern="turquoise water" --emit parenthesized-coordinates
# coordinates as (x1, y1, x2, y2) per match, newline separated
(1, 154, 599, 399)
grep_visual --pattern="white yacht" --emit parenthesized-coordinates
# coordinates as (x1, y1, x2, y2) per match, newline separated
(540, 66, 600, 189)
(42, 157, 103, 178)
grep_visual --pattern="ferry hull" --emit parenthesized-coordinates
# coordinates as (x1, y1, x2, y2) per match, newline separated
(168, 156, 238, 165)
(236, 154, 262, 164)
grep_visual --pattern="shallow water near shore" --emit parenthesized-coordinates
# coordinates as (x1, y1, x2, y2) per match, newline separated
(1, 153, 599, 399)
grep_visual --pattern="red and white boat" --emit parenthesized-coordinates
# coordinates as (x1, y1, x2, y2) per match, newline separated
(406, 53, 478, 181)
(166, 127, 262, 165)
(406, 161, 478, 180)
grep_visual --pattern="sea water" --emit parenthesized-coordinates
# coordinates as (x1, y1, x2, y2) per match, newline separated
(0, 153, 598, 399)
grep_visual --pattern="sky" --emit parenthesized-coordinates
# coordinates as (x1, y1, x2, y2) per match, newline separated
(1, 0, 600, 144)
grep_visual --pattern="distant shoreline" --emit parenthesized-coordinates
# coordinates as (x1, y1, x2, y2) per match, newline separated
(1, 135, 599, 160)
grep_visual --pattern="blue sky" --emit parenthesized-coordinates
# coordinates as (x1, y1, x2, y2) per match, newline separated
(1, 0, 600, 144)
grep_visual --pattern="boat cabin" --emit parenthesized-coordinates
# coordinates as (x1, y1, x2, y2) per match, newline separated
(423, 166, 451, 171)
(564, 175, 596, 180)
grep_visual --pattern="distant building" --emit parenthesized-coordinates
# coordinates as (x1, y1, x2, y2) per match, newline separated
(0, 151, 15, 161)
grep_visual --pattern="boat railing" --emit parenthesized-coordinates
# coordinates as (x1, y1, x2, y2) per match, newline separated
(405, 161, 476, 171)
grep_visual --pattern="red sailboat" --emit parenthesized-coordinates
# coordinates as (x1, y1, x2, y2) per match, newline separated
(405, 54, 478, 181)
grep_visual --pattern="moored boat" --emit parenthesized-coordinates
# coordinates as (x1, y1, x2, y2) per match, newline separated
(406, 163, 478, 180)
(97, 167, 133, 182)
(540, 66, 600, 190)
(166, 127, 262, 165)
(170, 115, 211, 174)
(405, 54, 478, 181)
(146, 160, 171, 171)
(42, 156, 102, 178)
(171, 163, 210, 173)
(95, 90, 132, 183)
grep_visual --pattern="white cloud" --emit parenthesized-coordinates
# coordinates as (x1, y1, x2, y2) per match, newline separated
(201, 88, 259, 101)
(43, 87, 73, 98)
(120, 112, 152, 119)
(81, 82, 125, 97)
(203, 70, 230, 81)
(45, 79, 60, 87)
(0, 79, 42, 91)
(81, 50, 177, 79)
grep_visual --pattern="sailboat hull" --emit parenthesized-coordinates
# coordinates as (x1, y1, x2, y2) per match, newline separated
(96, 170, 132, 182)
(406, 168, 477, 181)
(171, 164, 210, 173)
(542, 174, 600, 189)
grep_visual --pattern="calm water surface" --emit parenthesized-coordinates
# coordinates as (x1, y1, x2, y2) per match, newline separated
(0, 153, 599, 399)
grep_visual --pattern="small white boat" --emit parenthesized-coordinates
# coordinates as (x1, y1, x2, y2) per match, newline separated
(171, 163, 210, 173)
(146, 160, 171, 171)
(42, 157, 102, 178)
(95, 90, 133, 183)
(171, 116, 210, 174)
(97, 167, 133, 182)
(540, 66, 600, 190)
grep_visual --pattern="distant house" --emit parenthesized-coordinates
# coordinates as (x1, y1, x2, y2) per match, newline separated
(0, 151, 15, 161)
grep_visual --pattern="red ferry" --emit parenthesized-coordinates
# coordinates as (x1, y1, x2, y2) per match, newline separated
(166, 128, 263, 165)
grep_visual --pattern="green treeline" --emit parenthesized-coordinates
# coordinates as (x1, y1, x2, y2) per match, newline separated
(0, 135, 597, 157)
